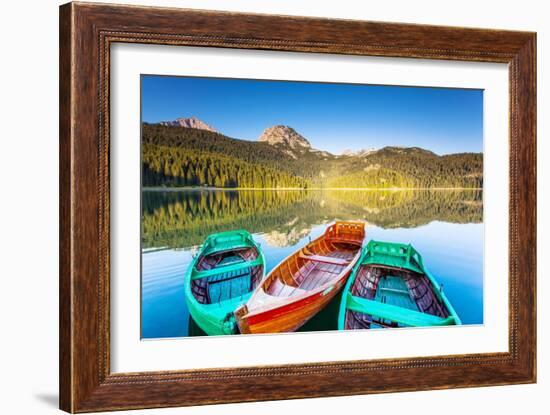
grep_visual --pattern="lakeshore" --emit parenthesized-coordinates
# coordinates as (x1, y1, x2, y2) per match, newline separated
(142, 186, 483, 192)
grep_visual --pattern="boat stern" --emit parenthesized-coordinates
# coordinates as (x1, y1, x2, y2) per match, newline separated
(327, 221, 366, 246)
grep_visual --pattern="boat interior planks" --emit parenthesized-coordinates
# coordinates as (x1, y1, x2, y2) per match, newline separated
(235, 221, 366, 334)
(185, 230, 266, 335)
(192, 247, 263, 305)
(339, 240, 461, 330)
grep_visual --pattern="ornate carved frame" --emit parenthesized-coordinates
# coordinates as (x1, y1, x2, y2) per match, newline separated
(59, 2, 536, 412)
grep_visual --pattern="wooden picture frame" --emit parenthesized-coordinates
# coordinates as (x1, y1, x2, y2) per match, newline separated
(59, 2, 536, 412)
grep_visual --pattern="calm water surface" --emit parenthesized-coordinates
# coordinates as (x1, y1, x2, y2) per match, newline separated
(141, 189, 483, 339)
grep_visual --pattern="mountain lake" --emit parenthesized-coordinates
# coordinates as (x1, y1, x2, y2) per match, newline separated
(141, 188, 483, 339)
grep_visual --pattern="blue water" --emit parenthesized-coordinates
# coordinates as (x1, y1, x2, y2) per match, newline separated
(142, 197, 483, 339)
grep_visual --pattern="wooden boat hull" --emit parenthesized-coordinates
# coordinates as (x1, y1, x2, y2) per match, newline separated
(236, 276, 346, 334)
(338, 240, 462, 330)
(184, 230, 265, 336)
(236, 221, 365, 334)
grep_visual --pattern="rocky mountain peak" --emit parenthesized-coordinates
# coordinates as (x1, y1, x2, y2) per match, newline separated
(258, 125, 311, 149)
(159, 116, 218, 132)
(341, 148, 377, 157)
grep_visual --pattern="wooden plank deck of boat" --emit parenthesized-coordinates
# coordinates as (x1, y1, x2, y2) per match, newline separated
(298, 252, 349, 266)
(236, 221, 366, 334)
(375, 275, 419, 311)
(241, 250, 358, 332)
(267, 250, 355, 295)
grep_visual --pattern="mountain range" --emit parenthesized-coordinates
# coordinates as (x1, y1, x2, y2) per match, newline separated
(158, 116, 217, 132)
(141, 117, 483, 189)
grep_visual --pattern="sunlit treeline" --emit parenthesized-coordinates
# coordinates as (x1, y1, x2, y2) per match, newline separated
(329, 150, 483, 188)
(142, 144, 308, 188)
(141, 125, 483, 189)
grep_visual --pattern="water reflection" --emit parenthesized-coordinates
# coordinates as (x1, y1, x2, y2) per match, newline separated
(141, 189, 483, 339)
(142, 189, 482, 249)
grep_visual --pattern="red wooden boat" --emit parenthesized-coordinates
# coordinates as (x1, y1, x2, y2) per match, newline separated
(235, 221, 365, 334)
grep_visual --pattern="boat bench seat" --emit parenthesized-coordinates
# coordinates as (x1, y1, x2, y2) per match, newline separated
(278, 284, 307, 297)
(299, 253, 349, 266)
(268, 279, 308, 297)
(192, 257, 263, 280)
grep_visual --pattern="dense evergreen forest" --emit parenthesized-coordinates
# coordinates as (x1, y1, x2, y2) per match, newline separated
(141, 124, 483, 189)
(142, 144, 308, 188)
(327, 149, 483, 188)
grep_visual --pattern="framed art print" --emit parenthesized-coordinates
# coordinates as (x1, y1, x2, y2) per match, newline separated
(59, 2, 536, 412)
(139, 75, 483, 341)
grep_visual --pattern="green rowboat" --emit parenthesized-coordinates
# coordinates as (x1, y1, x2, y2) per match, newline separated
(184, 230, 265, 335)
(338, 240, 461, 330)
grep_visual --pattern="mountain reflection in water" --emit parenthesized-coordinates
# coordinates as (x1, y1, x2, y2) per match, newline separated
(142, 189, 482, 250)
(141, 189, 483, 339)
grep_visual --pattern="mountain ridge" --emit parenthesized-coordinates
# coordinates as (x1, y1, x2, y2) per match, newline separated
(142, 121, 482, 189)
(258, 125, 311, 148)
(153, 117, 475, 158)
(158, 116, 218, 132)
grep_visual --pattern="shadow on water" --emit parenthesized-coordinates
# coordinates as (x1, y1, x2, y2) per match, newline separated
(298, 291, 343, 333)
(186, 291, 343, 337)
(188, 316, 207, 337)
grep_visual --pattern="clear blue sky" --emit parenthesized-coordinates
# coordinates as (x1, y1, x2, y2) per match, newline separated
(141, 75, 483, 155)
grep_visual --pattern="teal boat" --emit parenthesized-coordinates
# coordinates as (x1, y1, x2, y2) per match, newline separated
(338, 240, 461, 330)
(184, 230, 265, 335)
